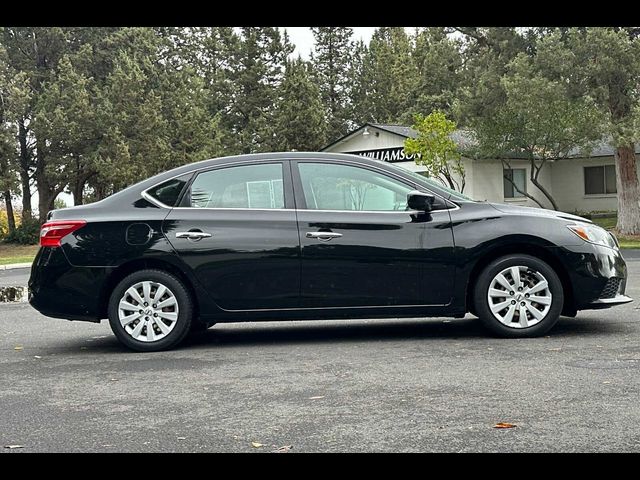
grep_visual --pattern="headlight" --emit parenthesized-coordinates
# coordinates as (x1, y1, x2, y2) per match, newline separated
(567, 223, 618, 249)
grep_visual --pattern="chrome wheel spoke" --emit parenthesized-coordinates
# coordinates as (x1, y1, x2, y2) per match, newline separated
(529, 295, 551, 305)
(488, 265, 552, 329)
(518, 305, 529, 328)
(510, 267, 521, 289)
(527, 304, 546, 321)
(503, 304, 517, 323)
(119, 300, 139, 312)
(153, 285, 167, 303)
(490, 299, 512, 314)
(495, 273, 513, 291)
(146, 324, 155, 342)
(526, 281, 548, 295)
(142, 282, 152, 304)
(126, 287, 145, 306)
(154, 319, 171, 335)
(130, 320, 145, 339)
(157, 297, 177, 309)
(118, 281, 179, 342)
(120, 312, 141, 327)
(488, 288, 508, 298)
(158, 311, 178, 322)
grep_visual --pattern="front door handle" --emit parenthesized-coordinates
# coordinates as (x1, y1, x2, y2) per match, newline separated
(306, 231, 343, 241)
(175, 231, 213, 240)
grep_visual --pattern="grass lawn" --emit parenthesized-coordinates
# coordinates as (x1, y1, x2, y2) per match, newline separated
(591, 215, 640, 249)
(0, 243, 39, 265)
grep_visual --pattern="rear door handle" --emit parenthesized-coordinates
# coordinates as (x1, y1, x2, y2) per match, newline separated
(175, 231, 213, 240)
(306, 231, 343, 241)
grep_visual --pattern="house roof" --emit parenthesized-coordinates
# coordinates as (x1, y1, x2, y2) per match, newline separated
(322, 123, 639, 159)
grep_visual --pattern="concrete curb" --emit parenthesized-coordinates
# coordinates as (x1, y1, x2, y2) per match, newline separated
(0, 262, 32, 271)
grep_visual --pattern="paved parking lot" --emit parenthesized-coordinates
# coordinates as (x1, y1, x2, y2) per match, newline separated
(1, 254, 639, 452)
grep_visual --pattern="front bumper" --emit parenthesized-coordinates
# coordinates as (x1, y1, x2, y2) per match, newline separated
(554, 243, 633, 311)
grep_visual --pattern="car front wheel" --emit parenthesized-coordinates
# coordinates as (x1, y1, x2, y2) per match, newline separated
(108, 269, 193, 351)
(474, 255, 564, 337)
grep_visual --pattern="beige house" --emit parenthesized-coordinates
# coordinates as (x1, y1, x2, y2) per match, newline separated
(322, 123, 640, 213)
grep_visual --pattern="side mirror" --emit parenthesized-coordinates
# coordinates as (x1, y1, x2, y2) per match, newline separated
(407, 191, 435, 212)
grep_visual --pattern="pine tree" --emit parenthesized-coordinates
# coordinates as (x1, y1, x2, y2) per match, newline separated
(310, 27, 353, 140)
(364, 27, 418, 123)
(225, 27, 293, 154)
(274, 58, 326, 151)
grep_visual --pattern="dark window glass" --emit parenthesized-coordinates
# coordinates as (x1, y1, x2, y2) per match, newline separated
(605, 164, 617, 194)
(503, 168, 526, 198)
(189, 163, 284, 209)
(585, 165, 616, 195)
(146, 176, 189, 207)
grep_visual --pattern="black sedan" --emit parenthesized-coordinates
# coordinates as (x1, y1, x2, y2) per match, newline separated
(29, 152, 632, 351)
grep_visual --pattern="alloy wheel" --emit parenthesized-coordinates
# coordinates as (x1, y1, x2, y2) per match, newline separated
(117, 281, 179, 342)
(487, 266, 552, 328)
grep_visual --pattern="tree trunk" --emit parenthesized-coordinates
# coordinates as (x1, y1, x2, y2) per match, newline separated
(614, 144, 640, 235)
(3, 191, 16, 234)
(18, 120, 32, 220)
(530, 159, 558, 210)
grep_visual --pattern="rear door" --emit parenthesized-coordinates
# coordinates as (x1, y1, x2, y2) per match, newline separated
(292, 160, 455, 308)
(162, 161, 300, 311)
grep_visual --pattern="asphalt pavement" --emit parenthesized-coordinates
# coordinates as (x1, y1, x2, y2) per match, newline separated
(1, 255, 639, 452)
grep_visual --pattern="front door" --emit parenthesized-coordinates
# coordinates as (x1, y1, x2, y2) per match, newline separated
(163, 161, 300, 311)
(292, 160, 455, 308)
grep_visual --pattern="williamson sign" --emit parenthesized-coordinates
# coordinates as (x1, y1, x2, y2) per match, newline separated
(346, 147, 422, 163)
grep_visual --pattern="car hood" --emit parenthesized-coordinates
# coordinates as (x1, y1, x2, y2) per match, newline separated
(487, 202, 592, 223)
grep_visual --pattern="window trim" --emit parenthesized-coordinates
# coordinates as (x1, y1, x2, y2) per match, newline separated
(142, 159, 294, 210)
(141, 157, 458, 213)
(503, 168, 527, 199)
(291, 158, 457, 213)
(584, 164, 617, 196)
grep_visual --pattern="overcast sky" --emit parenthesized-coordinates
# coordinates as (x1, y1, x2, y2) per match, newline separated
(281, 27, 379, 59)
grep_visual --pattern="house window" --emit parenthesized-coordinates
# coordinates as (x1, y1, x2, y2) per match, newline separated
(503, 168, 527, 198)
(584, 165, 617, 195)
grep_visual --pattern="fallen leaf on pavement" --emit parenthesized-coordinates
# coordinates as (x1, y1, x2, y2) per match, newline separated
(251, 442, 264, 448)
(14, 346, 23, 351)
(493, 422, 517, 429)
(272, 445, 293, 453)
(4, 445, 24, 449)
(308, 396, 325, 400)
(33, 355, 42, 359)
(177, 437, 186, 440)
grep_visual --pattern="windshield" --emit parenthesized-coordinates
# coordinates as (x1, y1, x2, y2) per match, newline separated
(381, 161, 474, 202)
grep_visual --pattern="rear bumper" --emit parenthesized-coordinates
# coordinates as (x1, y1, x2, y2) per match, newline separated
(28, 247, 109, 322)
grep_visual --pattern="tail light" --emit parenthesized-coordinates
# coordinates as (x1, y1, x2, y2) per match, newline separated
(40, 220, 87, 247)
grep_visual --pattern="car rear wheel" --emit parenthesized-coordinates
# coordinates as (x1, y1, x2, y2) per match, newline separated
(108, 269, 193, 351)
(474, 255, 563, 337)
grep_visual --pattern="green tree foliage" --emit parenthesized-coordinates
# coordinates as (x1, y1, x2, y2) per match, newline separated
(362, 27, 417, 123)
(408, 28, 464, 122)
(467, 46, 603, 210)
(274, 58, 327, 151)
(559, 28, 640, 234)
(404, 111, 466, 192)
(0, 26, 637, 233)
(310, 27, 353, 139)
(225, 27, 293, 154)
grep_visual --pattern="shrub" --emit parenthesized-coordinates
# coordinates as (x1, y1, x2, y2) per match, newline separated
(4, 216, 41, 245)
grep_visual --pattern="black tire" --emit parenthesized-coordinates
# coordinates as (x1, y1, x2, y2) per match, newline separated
(108, 269, 194, 351)
(473, 254, 563, 338)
